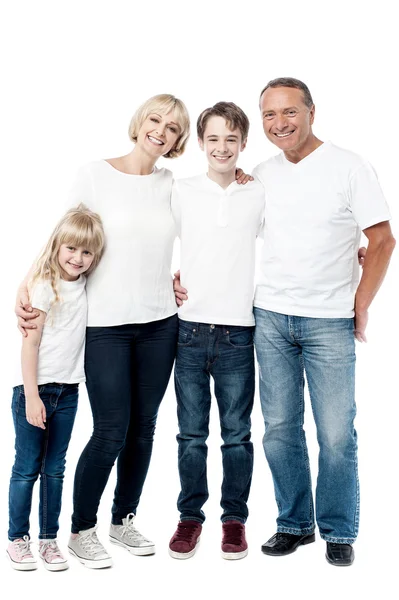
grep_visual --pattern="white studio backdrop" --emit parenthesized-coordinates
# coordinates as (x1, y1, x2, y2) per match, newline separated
(0, 1, 398, 598)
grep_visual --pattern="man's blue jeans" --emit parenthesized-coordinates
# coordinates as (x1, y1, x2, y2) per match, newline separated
(8, 383, 78, 540)
(175, 320, 255, 524)
(254, 308, 359, 544)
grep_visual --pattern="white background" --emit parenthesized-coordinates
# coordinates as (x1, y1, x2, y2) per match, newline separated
(1, 1, 398, 598)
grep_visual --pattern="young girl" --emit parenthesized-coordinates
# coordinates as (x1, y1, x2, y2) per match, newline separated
(7, 204, 105, 571)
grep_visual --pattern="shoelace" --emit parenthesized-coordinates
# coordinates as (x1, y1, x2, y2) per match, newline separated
(79, 529, 106, 556)
(223, 523, 244, 546)
(40, 540, 63, 562)
(13, 535, 34, 559)
(120, 513, 151, 543)
(174, 522, 200, 542)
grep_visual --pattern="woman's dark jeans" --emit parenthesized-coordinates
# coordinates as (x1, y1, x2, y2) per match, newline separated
(71, 314, 178, 533)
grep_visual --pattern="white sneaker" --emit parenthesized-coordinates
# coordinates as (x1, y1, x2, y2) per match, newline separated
(7, 536, 37, 571)
(39, 539, 69, 571)
(68, 525, 112, 569)
(109, 513, 155, 555)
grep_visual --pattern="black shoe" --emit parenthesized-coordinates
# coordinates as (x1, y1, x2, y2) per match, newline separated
(261, 532, 315, 556)
(325, 542, 354, 566)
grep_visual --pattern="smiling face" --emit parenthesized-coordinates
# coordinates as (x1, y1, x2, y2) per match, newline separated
(260, 86, 315, 157)
(199, 115, 246, 176)
(58, 243, 95, 281)
(136, 110, 181, 159)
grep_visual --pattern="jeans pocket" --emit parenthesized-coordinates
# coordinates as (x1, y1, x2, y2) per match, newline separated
(178, 328, 194, 346)
(226, 327, 254, 348)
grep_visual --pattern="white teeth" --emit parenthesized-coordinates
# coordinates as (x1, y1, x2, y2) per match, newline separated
(275, 132, 293, 138)
(148, 135, 163, 145)
(214, 156, 230, 160)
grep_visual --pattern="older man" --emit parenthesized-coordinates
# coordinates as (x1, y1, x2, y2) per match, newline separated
(253, 77, 395, 566)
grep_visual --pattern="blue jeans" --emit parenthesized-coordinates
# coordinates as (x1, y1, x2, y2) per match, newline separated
(175, 320, 255, 524)
(8, 383, 78, 540)
(254, 308, 359, 543)
(72, 315, 178, 533)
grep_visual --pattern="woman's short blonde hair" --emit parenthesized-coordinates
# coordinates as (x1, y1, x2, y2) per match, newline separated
(128, 94, 190, 159)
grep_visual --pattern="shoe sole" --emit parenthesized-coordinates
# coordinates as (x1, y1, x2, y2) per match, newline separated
(68, 547, 113, 569)
(40, 556, 69, 571)
(109, 536, 156, 556)
(221, 548, 248, 560)
(7, 551, 37, 571)
(168, 536, 200, 560)
(261, 533, 316, 556)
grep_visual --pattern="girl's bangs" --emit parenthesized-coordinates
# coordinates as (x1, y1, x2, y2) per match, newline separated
(59, 221, 103, 254)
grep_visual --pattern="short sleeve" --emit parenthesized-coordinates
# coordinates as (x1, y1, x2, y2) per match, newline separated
(252, 164, 265, 186)
(171, 180, 181, 236)
(29, 281, 55, 314)
(349, 162, 391, 230)
(66, 165, 95, 211)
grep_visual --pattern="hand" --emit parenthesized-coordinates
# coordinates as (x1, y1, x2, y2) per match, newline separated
(173, 270, 188, 307)
(15, 288, 39, 337)
(358, 246, 367, 267)
(354, 310, 368, 343)
(235, 168, 254, 185)
(26, 395, 46, 429)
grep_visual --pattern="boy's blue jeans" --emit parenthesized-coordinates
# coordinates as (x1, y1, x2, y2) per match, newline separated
(8, 383, 78, 540)
(175, 320, 255, 524)
(254, 308, 359, 544)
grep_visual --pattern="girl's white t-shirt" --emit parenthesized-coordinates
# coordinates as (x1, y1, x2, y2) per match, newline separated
(14, 276, 87, 386)
(69, 161, 177, 327)
(253, 141, 391, 318)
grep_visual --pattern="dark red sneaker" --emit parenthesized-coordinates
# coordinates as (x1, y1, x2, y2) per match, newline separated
(221, 520, 248, 560)
(169, 520, 202, 559)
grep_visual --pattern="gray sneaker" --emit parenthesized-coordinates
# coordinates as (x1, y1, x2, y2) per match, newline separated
(109, 513, 155, 555)
(68, 526, 112, 569)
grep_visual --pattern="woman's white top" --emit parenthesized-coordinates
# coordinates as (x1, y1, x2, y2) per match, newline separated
(69, 161, 177, 326)
(15, 276, 87, 386)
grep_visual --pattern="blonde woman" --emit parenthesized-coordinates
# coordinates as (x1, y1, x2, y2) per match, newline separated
(17, 94, 191, 568)
(8, 205, 105, 572)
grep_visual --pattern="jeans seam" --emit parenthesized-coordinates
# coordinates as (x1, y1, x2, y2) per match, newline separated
(40, 423, 50, 537)
(353, 441, 360, 539)
(298, 351, 314, 527)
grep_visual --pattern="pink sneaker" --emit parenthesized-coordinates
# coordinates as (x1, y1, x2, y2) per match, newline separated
(221, 520, 248, 560)
(7, 536, 37, 571)
(39, 539, 69, 571)
(169, 520, 202, 559)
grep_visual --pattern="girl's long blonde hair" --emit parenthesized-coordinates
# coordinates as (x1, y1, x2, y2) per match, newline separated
(30, 203, 105, 304)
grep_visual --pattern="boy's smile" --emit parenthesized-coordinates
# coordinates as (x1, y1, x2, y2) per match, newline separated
(199, 115, 246, 185)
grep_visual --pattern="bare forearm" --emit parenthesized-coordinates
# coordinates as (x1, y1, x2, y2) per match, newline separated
(21, 343, 40, 398)
(355, 237, 396, 312)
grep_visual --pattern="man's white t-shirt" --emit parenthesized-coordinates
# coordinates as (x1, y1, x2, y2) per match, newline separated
(172, 174, 265, 326)
(69, 161, 177, 326)
(253, 141, 391, 318)
(15, 276, 87, 386)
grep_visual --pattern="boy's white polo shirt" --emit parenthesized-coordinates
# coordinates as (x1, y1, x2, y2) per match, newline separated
(253, 141, 391, 318)
(172, 174, 265, 326)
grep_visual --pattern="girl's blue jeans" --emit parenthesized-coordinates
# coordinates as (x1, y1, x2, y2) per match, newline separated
(8, 383, 78, 540)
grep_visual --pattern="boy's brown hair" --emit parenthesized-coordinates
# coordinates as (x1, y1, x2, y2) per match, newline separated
(197, 102, 249, 141)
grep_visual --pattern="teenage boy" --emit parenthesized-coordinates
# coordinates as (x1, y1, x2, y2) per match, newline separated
(168, 103, 264, 560)
(253, 78, 395, 566)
